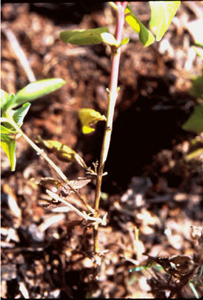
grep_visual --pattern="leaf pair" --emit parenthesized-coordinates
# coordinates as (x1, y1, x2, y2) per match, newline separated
(60, 2, 180, 48)
(1, 78, 66, 171)
(60, 26, 129, 48)
(125, 1, 180, 46)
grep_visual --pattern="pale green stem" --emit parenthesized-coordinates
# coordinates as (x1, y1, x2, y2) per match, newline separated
(93, 2, 128, 253)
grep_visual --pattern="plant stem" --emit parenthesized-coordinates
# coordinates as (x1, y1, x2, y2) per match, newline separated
(93, 2, 128, 253)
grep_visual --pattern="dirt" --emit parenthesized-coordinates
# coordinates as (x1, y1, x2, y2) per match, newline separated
(1, 2, 203, 299)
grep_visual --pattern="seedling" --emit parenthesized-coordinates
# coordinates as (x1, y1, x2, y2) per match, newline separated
(1, 0, 182, 264)
(60, 1, 181, 253)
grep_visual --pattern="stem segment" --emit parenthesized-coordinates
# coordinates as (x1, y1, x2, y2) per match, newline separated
(93, 2, 128, 253)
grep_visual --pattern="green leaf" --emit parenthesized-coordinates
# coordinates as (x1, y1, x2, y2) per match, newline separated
(12, 102, 31, 127)
(1, 92, 16, 112)
(12, 78, 66, 108)
(1, 125, 15, 135)
(190, 70, 203, 99)
(100, 32, 118, 47)
(149, 1, 180, 41)
(1, 136, 16, 171)
(125, 4, 155, 47)
(78, 108, 106, 134)
(0, 89, 10, 109)
(60, 27, 108, 45)
(119, 37, 130, 47)
(182, 104, 203, 133)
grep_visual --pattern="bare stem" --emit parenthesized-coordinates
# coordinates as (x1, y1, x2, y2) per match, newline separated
(93, 2, 128, 253)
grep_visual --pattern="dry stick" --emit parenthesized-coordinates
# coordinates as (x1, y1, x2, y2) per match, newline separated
(93, 2, 128, 253)
(46, 189, 105, 225)
(2, 117, 94, 214)
(2, 24, 36, 83)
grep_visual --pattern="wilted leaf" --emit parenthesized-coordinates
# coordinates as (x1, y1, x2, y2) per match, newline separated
(60, 27, 108, 45)
(144, 253, 195, 278)
(39, 177, 91, 197)
(37, 136, 87, 169)
(13, 78, 66, 108)
(182, 104, 203, 133)
(149, 1, 180, 41)
(125, 4, 155, 47)
(78, 108, 106, 134)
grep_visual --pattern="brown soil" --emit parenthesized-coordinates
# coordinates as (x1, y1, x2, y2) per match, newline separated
(1, 3, 203, 298)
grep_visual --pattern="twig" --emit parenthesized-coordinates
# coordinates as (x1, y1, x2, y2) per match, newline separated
(1, 23, 36, 83)
(46, 189, 106, 225)
(1, 117, 94, 213)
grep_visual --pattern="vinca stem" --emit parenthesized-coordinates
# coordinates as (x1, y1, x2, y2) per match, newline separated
(93, 2, 128, 253)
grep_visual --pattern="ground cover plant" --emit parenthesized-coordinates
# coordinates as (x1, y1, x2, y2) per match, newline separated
(1, 2, 203, 298)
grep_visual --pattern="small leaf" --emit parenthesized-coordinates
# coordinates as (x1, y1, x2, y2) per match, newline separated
(100, 32, 118, 46)
(13, 102, 31, 127)
(125, 4, 155, 47)
(13, 78, 66, 108)
(1, 136, 16, 171)
(60, 27, 108, 45)
(149, 1, 180, 41)
(119, 37, 130, 47)
(182, 104, 203, 133)
(1, 92, 16, 112)
(37, 136, 87, 169)
(78, 108, 106, 134)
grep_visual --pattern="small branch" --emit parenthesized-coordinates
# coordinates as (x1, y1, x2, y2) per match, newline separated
(2, 23, 36, 83)
(46, 189, 106, 225)
(3, 117, 94, 213)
